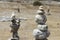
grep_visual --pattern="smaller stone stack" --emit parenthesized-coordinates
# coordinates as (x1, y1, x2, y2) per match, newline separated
(33, 6, 50, 40)
(9, 12, 20, 40)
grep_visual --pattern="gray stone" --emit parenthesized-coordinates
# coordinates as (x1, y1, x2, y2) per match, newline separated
(8, 38, 19, 40)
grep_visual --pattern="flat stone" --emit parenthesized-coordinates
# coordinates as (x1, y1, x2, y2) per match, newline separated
(8, 38, 19, 40)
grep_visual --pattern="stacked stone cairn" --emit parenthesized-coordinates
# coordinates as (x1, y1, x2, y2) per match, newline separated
(9, 12, 20, 40)
(33, 6, 50, 40)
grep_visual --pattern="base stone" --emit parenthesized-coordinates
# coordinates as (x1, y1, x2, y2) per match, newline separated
(8, 38, 19, 40)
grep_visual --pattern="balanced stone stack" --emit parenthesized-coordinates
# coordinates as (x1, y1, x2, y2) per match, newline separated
(33, 6, 50, 40)
(9, 13, 20, 40)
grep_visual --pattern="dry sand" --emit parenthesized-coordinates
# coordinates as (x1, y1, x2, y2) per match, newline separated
(0, 2, 60, 40)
